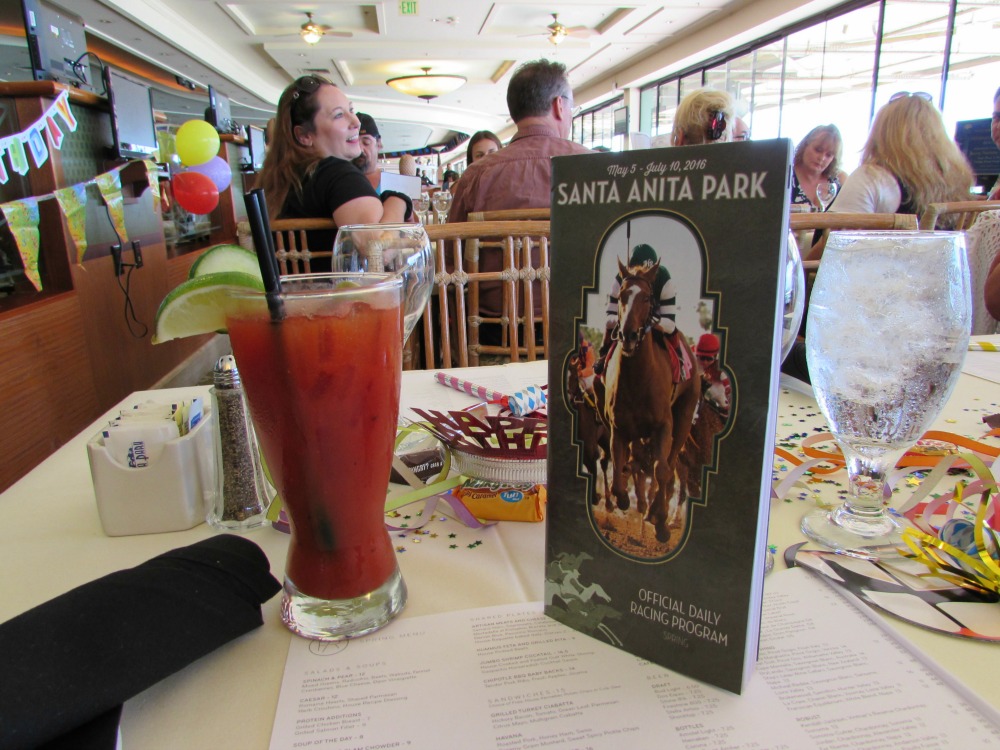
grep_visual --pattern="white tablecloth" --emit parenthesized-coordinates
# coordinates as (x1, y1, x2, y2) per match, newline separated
(2, 360, 999, 748)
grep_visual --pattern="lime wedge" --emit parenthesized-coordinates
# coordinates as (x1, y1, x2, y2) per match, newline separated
(189, 244, 263, 281)
(153, 271, 264, 344)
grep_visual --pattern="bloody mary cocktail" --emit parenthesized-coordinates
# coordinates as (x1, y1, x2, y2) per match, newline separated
(226, 273, 406, 640)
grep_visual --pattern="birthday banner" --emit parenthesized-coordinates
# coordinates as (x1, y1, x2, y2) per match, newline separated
(0, 90, 165, 291)
(0, 90, 78, 181)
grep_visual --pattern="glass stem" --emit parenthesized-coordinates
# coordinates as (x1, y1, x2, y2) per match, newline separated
(833, 452, 900, 537)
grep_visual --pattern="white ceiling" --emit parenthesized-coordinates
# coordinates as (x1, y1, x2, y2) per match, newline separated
(2, 0, 842, 153)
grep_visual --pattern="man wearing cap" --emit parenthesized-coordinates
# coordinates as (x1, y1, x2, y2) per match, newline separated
(594, 243, 691, 384)
(695, 333, 731, 417)
(354, 113, 382, 190)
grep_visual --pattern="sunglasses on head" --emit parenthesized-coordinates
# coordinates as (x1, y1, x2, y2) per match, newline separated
(707, 110, 727, 141)
(889, 91, 933, 104)
(291, 75, 331, 100)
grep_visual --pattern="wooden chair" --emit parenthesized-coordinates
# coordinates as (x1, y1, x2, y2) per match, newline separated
(244, 216, 430, 368)
(424, 220, 551, 368)
(268, 218, 337, 274)
(918, 200, 1000, 230)
(467, 208, 551, 222)
(789, 211, 918, 232)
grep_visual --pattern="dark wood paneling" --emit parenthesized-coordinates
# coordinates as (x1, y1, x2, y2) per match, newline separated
(0, 294, 101, 490)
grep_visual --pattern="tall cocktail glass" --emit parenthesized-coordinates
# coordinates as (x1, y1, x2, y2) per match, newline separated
(226, 273, 406, 639)
(802, 231, 970, 554)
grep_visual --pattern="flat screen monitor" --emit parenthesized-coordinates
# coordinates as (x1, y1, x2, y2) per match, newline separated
(247, 124, 266, 170)
(104, 67, 158, 160)
(955, 118, 1000, 189)
(21, 0, 93, 92)
(206, 85, 234, 133)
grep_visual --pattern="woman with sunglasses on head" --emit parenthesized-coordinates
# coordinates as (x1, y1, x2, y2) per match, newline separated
(821, 93, 973, 242)
(671, 88, 734, 145)
(258, 76, 412, 268)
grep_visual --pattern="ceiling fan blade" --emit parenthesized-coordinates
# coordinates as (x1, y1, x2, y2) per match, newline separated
(567, 27, 597, 37)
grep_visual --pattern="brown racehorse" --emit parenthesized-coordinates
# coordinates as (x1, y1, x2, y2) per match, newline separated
(566, 356, 611, 504)
(603, 259, 701, 543)
(674, 397, 726, 502)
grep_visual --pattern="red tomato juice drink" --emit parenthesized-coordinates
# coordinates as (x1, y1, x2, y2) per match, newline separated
(226, 273, 406, 640)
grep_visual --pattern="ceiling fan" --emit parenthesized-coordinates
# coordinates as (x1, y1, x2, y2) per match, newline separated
(544, 13, 596, 46)
(298, 12, 351, 45)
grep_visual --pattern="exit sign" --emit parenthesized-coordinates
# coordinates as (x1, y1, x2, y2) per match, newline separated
(399, 1, 418, 15)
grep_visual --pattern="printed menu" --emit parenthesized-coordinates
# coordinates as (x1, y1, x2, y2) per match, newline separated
(269, 569, 1000, 749)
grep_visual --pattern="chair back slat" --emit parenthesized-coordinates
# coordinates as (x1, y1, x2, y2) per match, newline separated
(789, 212, 918, 231)
(919, 200, 1000, 231)
(467, 208, 551, 222)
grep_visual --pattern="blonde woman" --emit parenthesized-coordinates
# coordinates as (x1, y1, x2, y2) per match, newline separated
(792, 125, 848, 210)
(832, 92, 973, 221)
(671, 88, 734, 146)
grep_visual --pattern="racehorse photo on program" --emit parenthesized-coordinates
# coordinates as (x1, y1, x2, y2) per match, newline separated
(567, 213, 730, 560)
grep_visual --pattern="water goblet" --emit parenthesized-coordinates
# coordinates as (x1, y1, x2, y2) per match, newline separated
(332, 223, 433, 344)
(781, 230, 806, 363)
(431, 190, 452, 224)
(412, 192, 430, 224)
(801, 231, 971, 554)
(815, 181, 838, 212)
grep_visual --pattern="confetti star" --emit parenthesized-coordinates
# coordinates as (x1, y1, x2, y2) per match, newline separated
(905, 476, 922, 487)
(449, 533, 457, 539)
(429, 533, 438, 538)
(449, 544, 458, 549)
(412, 538, 421, 543)
(395, 546, 406, 553)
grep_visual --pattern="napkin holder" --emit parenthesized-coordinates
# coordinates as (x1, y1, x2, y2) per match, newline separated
(87, 404, 217, 536)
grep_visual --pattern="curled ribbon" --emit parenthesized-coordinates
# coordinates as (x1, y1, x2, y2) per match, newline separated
(385, 421, 495, 531)
(898, 453, 1000, 594)
(773, 430, 1000, 502)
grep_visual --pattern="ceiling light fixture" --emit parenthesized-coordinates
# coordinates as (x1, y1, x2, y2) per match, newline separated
(386, 67, 466, 101)
(300, 13, 325, 45)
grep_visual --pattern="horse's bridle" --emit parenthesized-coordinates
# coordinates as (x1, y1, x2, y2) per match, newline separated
(613, 273, 659, 356)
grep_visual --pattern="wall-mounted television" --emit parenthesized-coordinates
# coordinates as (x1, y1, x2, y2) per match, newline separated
(20, 0, 93, 92)
(103, 67, 158, 160)
(955, 119, 1000, 190)
(205, 85, 234, 133)
(247, 124, 266, 170)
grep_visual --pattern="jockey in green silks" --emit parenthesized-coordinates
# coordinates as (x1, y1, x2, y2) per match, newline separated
(594, 243, 691, 383)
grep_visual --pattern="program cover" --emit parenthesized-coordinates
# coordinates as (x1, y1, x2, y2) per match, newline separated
(545, 139, 792, 694)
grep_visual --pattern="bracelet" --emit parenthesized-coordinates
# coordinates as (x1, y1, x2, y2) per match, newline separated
(380, 190, 413, 222)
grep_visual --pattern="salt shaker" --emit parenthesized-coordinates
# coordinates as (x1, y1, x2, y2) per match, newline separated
(208, 355, 271, 531)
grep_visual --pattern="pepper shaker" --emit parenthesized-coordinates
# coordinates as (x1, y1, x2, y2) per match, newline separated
(208, 355, 271, 531)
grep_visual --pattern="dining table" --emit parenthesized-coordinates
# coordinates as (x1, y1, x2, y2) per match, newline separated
(2, 355, 999, 749)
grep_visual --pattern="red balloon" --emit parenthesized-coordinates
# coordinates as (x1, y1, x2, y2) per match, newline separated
(172, 171, 219, 215)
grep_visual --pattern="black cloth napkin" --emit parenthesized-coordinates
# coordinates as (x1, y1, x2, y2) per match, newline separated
(0, 534, 281, 750)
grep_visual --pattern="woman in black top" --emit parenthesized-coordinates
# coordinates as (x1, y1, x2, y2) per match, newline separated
(258, 76, 411, 265)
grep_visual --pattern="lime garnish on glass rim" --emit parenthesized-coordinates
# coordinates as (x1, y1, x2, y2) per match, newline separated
(188, 243, 263, 281)
(152, 271, 264, 343)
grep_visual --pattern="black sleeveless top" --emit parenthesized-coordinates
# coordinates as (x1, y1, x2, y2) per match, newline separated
(895, 176, 918, 215)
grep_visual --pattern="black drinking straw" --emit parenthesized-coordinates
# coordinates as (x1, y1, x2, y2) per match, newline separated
(243, 189, 285, 322)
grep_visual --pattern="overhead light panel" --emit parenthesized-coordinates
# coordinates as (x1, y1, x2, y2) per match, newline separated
(386, 67, 466, 101)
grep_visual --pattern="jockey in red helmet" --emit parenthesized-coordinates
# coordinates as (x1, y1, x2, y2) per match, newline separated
(695, 333, 730, 417)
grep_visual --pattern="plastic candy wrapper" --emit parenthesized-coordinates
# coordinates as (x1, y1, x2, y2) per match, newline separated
(391, 423, 449, 487)
(452, 478, 546, 522)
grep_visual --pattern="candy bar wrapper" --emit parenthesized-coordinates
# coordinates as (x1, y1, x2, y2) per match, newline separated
(453, 479, 546, 522)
